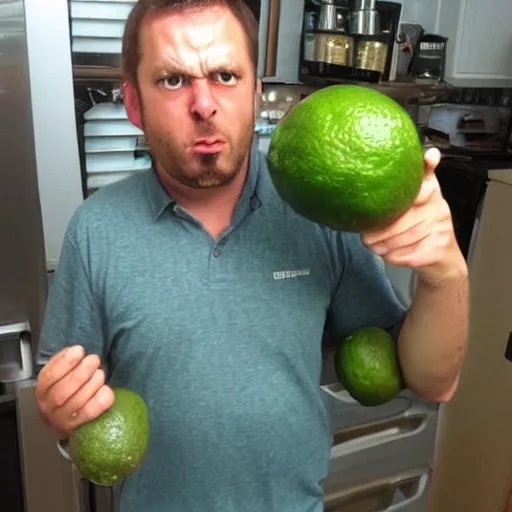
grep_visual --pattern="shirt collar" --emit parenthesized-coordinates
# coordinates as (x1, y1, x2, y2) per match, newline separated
(144, 138, 263, 221)
(144, 165, 176, 220)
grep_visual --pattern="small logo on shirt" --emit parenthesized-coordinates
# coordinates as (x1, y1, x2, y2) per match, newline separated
(273, 268, 311, 280)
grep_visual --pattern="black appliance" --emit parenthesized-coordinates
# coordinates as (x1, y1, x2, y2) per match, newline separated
(435, 154, 512, 260)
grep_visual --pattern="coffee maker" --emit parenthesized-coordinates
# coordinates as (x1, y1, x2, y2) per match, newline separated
(299, 0, 403, 84)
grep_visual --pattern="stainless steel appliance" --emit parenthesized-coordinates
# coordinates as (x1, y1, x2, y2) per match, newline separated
(0, 0, 94, 510)
(348, 0, 380, 36)
(317, 0, 339, 31)
(422, 103, 512, 154)
(299, 0, 403, 83)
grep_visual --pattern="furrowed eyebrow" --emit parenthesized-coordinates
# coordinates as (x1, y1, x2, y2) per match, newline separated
(153, 60, 241, 78)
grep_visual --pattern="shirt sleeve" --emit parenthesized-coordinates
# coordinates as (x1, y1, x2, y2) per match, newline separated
(38, 215, 106, 363)
(325, 232, 408, 344)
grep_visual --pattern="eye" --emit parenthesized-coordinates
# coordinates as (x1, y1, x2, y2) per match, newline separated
(213, 71, 238, 86)
(161, 75, 186, 90)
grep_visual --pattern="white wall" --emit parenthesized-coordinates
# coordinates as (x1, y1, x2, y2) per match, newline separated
(395, 0, 441, 34)
(25, 0, 85, 271)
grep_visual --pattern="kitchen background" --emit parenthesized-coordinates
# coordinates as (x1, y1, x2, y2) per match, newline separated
(1, 0, 512, 511)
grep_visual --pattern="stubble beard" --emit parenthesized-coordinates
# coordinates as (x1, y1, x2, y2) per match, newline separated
(142, 117, 254, 190)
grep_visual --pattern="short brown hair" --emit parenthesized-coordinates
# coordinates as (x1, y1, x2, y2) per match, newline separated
(121, 0, 259, 85)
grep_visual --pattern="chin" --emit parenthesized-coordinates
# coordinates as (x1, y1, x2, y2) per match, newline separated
(194, 177, 226, 188)
(183, 169, 237, 189)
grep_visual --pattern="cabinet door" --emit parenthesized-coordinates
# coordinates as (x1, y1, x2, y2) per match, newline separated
(439, 0, 512, 87)
(258, 0, 304, 83)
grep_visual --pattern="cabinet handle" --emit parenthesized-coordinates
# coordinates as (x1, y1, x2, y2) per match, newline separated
(324, 468, 429, 511)
(264, 0, 281, 76)
(385, 471, 429, 511)
(330, 409, 429, 457)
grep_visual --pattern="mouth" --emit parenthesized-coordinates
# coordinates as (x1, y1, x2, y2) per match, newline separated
(192, 137, 226, 154)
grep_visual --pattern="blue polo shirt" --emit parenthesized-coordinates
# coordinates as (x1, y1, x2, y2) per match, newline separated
(39, 141, 406, 512)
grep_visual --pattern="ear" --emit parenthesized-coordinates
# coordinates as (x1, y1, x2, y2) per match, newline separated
(123, 81, 143, 130)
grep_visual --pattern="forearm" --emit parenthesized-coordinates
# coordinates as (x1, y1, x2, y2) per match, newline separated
(398, 269, 469, 402)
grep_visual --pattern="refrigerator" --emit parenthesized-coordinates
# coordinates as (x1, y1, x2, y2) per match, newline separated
(0, 0, 99, 510)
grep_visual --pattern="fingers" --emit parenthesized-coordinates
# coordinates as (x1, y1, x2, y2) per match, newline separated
(378, 234, 429, 267)
(73, 384, 115, 427)
(45, 353, 101, 411)
(381, 229, 453, 268)
(424, 147, 441, 176)
(413, 172, 439, 206)
(35, 346, 114, 438)
(51, 373, 114, 434)
(362, 200, 452, 262)
(366, 219, 431, 257)
(36, 345, 85, 399)
(362, 149, 444, 247)
(362, 204, 429, 248)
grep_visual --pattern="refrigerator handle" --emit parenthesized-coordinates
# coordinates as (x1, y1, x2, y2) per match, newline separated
(385, 472, 429, 511)
(0, 321, 34, 383)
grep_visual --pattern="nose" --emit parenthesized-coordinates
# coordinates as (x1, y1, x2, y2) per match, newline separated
(190, 79, 217, 120)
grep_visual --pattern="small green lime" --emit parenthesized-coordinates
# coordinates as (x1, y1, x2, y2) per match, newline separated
(335, 326, 404, 407)
(69, 387, 150, 486)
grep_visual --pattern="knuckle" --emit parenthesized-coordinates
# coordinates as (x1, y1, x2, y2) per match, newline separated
(439, 199, 451, 218)
(86, 353, 101, 367)
(51, 389, 69, 408)
(440, 233, 452, 249)
(79, 399, 104, 424)
(66, 356, 100, 389)
(74, 360, 95, 381)
(81, 385, 113, 419)
(91, 368, 106, 387)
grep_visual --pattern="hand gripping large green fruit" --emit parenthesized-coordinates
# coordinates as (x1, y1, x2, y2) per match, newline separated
(69, 387, 150, 487)
(267, 85, 425, 232)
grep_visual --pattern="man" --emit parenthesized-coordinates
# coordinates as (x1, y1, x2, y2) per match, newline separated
(36, 1, 469, 511)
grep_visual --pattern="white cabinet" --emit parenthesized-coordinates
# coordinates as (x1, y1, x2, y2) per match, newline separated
(395, 0, 512, 87)
(437, 0, 512, 87)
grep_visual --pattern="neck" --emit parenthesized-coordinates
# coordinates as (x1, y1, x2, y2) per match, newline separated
(155, 154, 250, 239)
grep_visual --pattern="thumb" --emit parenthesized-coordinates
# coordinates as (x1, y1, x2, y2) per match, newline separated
(424, 146, 441, 176)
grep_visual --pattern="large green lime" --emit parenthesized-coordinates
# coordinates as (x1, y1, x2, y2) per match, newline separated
(267, 85, 424, 232)
(69, 387, 150, 486)
(335, 326, 404, 407)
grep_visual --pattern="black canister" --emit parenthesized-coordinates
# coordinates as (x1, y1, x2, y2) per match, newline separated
(410, 34, 448, 81)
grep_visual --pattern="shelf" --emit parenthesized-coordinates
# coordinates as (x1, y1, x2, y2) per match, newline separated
(72, 52, 123, 82)
(73, 65, 123, 82)
(298, 74, 456, 105)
